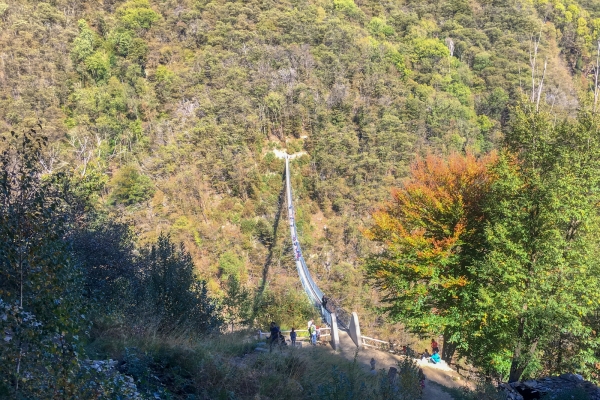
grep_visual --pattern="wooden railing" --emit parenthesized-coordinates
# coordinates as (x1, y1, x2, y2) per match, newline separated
(361, 335, 393, 351)
(360, 335, 418, 356)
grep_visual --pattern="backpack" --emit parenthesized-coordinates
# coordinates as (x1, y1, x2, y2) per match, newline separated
(309, 325, 316, 335)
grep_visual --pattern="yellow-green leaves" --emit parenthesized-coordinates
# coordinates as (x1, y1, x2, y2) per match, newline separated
(333, 0, 361, 17)
(116, 0, 160, 32)
(368, 17, 395, 39)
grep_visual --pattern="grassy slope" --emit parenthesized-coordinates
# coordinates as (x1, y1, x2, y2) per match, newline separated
(87, 330, 424, 399)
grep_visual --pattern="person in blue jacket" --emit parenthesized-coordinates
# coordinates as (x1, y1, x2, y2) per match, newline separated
(290, 327, 297, 347)
(430, 350, 441, 364)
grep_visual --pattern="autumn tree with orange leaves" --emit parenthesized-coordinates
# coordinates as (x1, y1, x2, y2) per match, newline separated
(366, 108, 600, 383)
(365, 152, 498, 362)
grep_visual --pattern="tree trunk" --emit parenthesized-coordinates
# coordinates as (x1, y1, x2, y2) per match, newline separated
(441, 329, 457, 363)
(508, 345, 524, 383)
(508, 339, 538, 383)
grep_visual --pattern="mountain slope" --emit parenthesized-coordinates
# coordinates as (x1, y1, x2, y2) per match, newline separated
(1, 0, 598, 335)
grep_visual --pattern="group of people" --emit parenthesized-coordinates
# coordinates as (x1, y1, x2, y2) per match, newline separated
(267, 319, 325, 351)
(420, 339, 441, 364)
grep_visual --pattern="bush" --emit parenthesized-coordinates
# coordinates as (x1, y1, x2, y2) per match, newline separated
(72, 220, 137, 305)
(0, 131, 138, 399)
(317, 356, 423, 400)
(218, 250, 245, 280)
(136, 233, 223, 334)
(116, 0, 160, 32)
(109, 165, 154, 206)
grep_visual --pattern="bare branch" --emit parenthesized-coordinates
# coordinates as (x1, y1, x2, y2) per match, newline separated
(594, 41, 600, 113)
(530, 34, 537, 102)
(536, 58, 547, 112)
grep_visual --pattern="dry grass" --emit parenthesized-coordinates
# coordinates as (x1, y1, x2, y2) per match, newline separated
(86, 327, 423, 399)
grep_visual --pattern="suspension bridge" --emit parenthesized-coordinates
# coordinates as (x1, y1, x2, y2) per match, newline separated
(283, 153, 413, 352)
(262, 153, 466, 399)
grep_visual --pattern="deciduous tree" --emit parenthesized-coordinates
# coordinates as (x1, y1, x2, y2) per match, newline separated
(365, 151, 498, 361)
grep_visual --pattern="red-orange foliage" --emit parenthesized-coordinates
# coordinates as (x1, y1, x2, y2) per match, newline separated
(365, 151, 498, 308)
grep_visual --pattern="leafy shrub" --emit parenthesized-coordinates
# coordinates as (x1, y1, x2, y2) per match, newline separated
(368, 17, 395, 38)
(116, 0, 160, 32)
(218, 250, 245, 280)
(473, 51, 492, 71)
(136, 234, 222, 334)
(71, 219, 137, 308)
(254, 287, 319, 329)
(333, 0, 361, 17)
(85, 50, 111, 81)
(411, 37, 450, 62)
(109, 165, 154, 206)
(71, 20, 95, 64)
(445, 82, 473, 106)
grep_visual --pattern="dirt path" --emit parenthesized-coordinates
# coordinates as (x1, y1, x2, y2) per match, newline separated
(326, 331, 470, 400)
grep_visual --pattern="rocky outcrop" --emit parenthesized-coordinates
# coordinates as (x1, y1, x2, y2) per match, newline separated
(499, 374, 600, 400)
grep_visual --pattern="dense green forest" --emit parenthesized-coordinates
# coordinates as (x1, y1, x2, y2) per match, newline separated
(2, 0, 600, 397)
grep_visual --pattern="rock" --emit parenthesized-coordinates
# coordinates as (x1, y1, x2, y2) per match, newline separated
(499, 375, 600, 400)
(499, 383, 525, 400)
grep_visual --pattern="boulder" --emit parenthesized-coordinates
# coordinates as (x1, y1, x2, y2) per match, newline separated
(499, 375, 600, 400)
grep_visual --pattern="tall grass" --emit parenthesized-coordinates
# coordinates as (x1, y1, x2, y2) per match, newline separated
(86, 327, 424, 399)
(437, 380, 508, 400)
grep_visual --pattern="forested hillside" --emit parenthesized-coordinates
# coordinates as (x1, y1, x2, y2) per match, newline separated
(2, 0, 600, 396)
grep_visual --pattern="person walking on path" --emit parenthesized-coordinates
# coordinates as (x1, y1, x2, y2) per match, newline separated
(309, 322, 317, 345)
(431, 338, 439, 353)
(269, 322, 281, 353)
(370, 358, 377, 375)
(290, 327, 297, 347)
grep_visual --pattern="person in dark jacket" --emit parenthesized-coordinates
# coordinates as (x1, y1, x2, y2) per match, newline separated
(269, 322, 281, 352)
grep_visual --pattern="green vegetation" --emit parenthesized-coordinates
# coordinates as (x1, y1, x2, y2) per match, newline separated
(365, 106, 600, 382)
(1, 0, 600, 396)
(2, 0, 596, 325)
